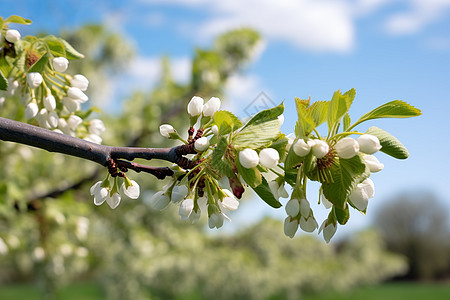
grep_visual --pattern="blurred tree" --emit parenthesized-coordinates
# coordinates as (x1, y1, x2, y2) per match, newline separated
(374, 191, 450, 280)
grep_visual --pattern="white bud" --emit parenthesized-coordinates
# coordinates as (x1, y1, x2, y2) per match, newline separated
(194, 137, 210, 152)
(357, 134, 381, 154)
(70, 74, 89, 91)
(89, 119, 106, 136)
(363, 155, 384, 173)
(5, 29, 21, 43)
(189, 209, 201, 224)
(148, 191, 170, 210)
(47, 111, 58, 128)
(202, 97, 221, 117)
(284, 217, 298, 238)
(52, 57, 69, 73)
(349, 178, 375, 211)
(121, 180, 140, 199)
(300, 198, 310, 217)
(179, 198, 194, 220)
(26, 72, 43, 89)
(319, 221, 337, 243)
(90, 181, 109, 206)
(293, 139, 311, 157)
(25, 102, 39, 119)
(67, 87, 88, 103)
(44, 94, 57, 111)
(311, 140, 329, 159)
(159, 124, 176, 138)
(171, 185, 189, 203)
(106, 192, 121, 209)
(208, 212, 224, 229)
(320, 191, 333, 209)
(35, 109, 50, 128)
(187, 96, 204, 116)
(259, 148, 279, 169)
(239, 148, 259, 168)
(84, 134, 102, 144)
(286, 135, 295, 151)
(299, 216, 318, 233)
(220, 189, 239, 211)
(285, 199, 300, 217)
(335, 137, 360, 159)
(67, 115, 83, 131)
(211, 125, 219, 136)
(62, 97, 81, 113)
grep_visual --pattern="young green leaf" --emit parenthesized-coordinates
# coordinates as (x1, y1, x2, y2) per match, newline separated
(28, 52, 49, 73)
(0, 70, 7, 91)
(334, 204, 350, 225)
(61, 39, 85, 59)
(251, 177, 282, 208)
(269, 133, 288, 160)
(295, 100, 315, 138)
(365, 126, 410, 159)
(213, 110, 242, 136)
(211, 137, 234, 177)
(284, 141, 302, 186)
(306, 101, 329, 128)
(44, 36, 66, 57)
(241, 102, 284, 129)
(4, 15, 32, 25)
(327, 89, 354, 132)
(343, 113, 351, 131)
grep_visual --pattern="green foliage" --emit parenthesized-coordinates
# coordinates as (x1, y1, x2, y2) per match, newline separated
(213, 110, 242, 136)
(365, 126, 410, 159)
(252, 178, 282, 208)
(0, 70, 6, 91)
(4, 15, 32, 25)
(327, 89, 355, 132)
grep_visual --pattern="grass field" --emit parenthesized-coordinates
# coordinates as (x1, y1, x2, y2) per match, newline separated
(0, 281, 449, 299)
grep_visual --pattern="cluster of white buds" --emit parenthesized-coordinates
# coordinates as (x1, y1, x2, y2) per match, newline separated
(284, 194, 318, 238)
(239, 147, 280, 170)
(293, 138, 329, 159)
(90, 176, 140, 209)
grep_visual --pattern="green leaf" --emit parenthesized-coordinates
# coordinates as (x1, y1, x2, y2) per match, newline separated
(0, 56, 12, 79)
(327, 89, 354, 132)
(322, 155, 367, 209)
(61, 39, 85, 59)
(236, 155, 262, 188)
(343, 113, 351, 131)
(365, 126, 410, 159)
(269, 133, 288, 160)
(307, 101, 329, 128)
(4, 15, 32, 25)
(0, 70, 7, 91)
(284, 142, 302, 186)
(211, 137, 234, 177)
(28, 52, 49, 73)
(295, 98, 315, 138)
(0, 17, 4, 29)
(252, 177, 282, 208)
(43, 36, 66, 57)
(241, 102, 284, 129)
(213, 110, 242, 136)
(351, 100, 421, 129)
(303, 151, 318, 181)
(334, 204, 350, 225)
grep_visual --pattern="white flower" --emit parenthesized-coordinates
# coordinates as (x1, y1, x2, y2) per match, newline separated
(106, 192, 121, 209)
(259, 148, 279, 169)
(285, 199, 300, 217)
(189, 209, 201, 224)
(89, 119, 106, 136)
(63, 97, 81, 113)
(194, 137, 209, 152)
(319, 221, 337, 243)
(58, 118, 72, 135)
(220, 189, 239, 211)
(90, 181, 109, 206)
(349, 178, 375, 211)
(311, 140, 329, 159)
(334, 137, 359, 159)
(171, 185, 189, 203)
(203, 97, 221, 117)
(121, 180, 140, 199)
(300, 216, 318, 233)
(286, 135, 295, 151)
(67, 115, 83, 131)
(269, 180, 289, 200)
(239, 148, 259, 168)
(26, 72, 43, 89)
(47, 111, 59, 128)
(320, 191, 333, 209)
(211, 125, 219, 136)
(67, 87, 88, 103)
(35, 109, 50, 128)
(187, 96, 204, 116)
(208, 212, 224, 229)
(357, 134, 382, 154)
(179, 198, 194, 220)
(284, 217, 298, 238)
(148, 191, 170, 210)
(52, 57, 69, 72)
(5, 29, 21, 43)
(25, 102, 39, 120)
(293, 139, 311, 157)
(159, 124, 176, 138)
(300, 198, 310, 217)
(70, 74, 89, 91)
(363, 155, 384, 173)
(197, 196, 208, 211)
(84, 134, 102, 144)
(44, 94, 57, 111)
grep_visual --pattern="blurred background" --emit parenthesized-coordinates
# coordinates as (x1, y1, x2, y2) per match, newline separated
(0, 0, 449, 299)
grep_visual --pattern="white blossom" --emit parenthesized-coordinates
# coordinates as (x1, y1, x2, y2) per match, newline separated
(52, 57, 69, 72)
(220, 189, 239, 211)
(259, 148, 279, 169)
(194, 137, 210, 152)
(5, 29, 21, 43)
(159, 124, 176, 138)
(62, 97, 81, 113)
(208, 212, 224, 229)
(148, 191, 170, 210)
(363, 155, 384, 173)
(187, 96, 204, 116)
(70, 74, 89, 91)
(285, 135, 295, 151)
(89, 119, 106, 136)
(284, 217, 298, 238)
(211, 125, 219, 136)
(334, 137, 359, 159)
(269, 180, 289, 200)
(189, 209, 201, 224)
(202, 96, 221, 117)
(35, 109, 50, 128)
(311, 140, 329, 159)
(320, 191, 333, 209)
(300, 216, 318, 233)
(349, 178, 375, 211)
(171, 185, 189, 203)
(67, 87, 88, 103)
(90, 181, 109, 206)
(300, 198, 310, 217)
(26, 72, 43, 89)
(239, 148, 259, 168)
(25, 102, 39, 120)
(293, 139, 311, 157)
(285, 199, 300, 217)
(106, 192, 121, 209)
(47, 111, 59, 128)
(67, 115, 83, 131)
(84, 134, 102, 144)
(44, 94, 57, 111)
(319, 221, 337, 243)
(121, 180, 140, 199)
(357, 134, 382, 154)
(58, 118, 72, 135)
(179, 198, 194, 220)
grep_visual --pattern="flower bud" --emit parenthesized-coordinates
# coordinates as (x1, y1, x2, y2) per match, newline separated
(259, 148, 279, 169)
(70, 74, 89, 91)
(357, 134, 381, 154)
(311, 140, 329, 159)
(293, 139, 311, 157)
(47, 111, 59, 128)
(220, 189, 239, 211)
(171, 185, 189, 203)
(67, 115, 83, 131)
(202, 97, 221, 117)
(349, 178, 375, 211)
(106, 192, 121, 209)
(63, 97, 80, 113)
(194, 137, 210, 152)
(284, 217, 298, 238)
(36, 109, 50, 128)
(320, 191, 332, 209)
(5, 29, 21, 43)
(363, 155, 384, 173)
(67, 87, 88, 103)
(300, 198, 310, 217)
(89, 119, 106, 136)
(239, 148, 259, 169)
(208, 212, 224, 229)
(179, 198, 194, 220)
(211, 125, 219, 136)
(159, 124, 176, 138)
(285, 135, 295, 151)
(90, 181, 108, 206)
(300, 216, 318, 233)
(319, 221, 337, 243)
(334, 137, 359, 159)
(25, 102, 39, 120)
(52, 57, 69, 73)
(187, 96, 204, 116)
(84, 134, 102, 144)
(121, 180, 140, 199)
(285, 199, 300, 217)
(148, 191, 170, 210)
(26, 72, 43, 89)
(44, 94, 57, 111)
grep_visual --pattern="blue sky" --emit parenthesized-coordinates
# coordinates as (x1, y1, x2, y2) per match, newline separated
(2, 0, 450, 238)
